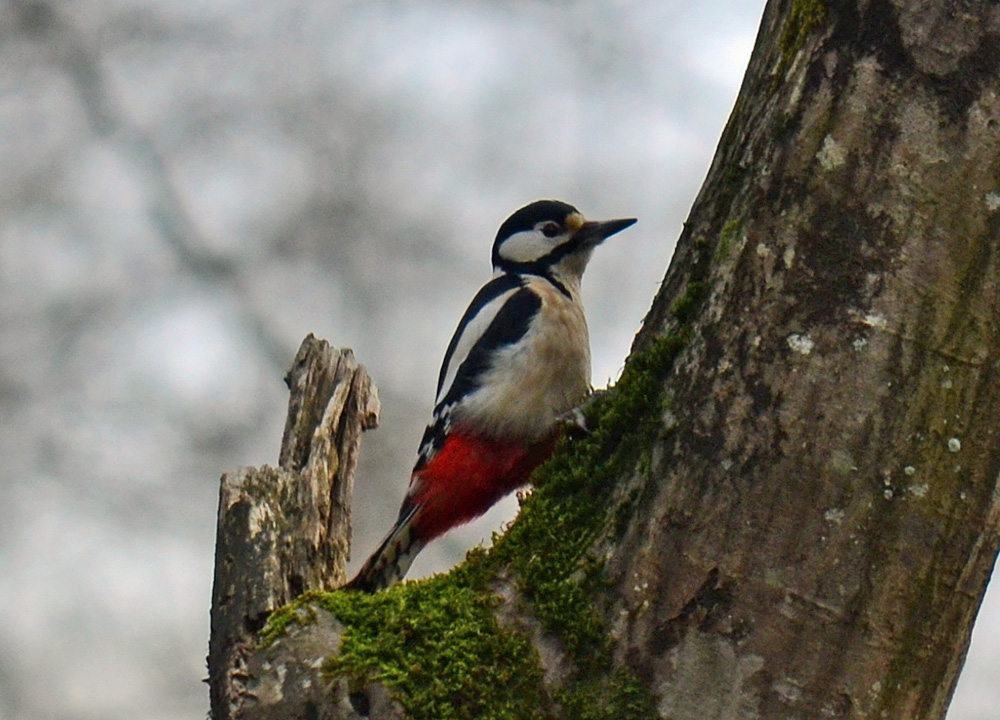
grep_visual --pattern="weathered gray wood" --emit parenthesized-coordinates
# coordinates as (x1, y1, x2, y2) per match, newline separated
(241, 607, 406, 720)
(208, 335, 379, 720)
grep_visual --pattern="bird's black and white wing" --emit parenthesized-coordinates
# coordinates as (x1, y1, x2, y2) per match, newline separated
(411, 273, 542, 473)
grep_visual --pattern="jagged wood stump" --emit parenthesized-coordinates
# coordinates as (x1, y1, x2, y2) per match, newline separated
(209, 335, 380, 720)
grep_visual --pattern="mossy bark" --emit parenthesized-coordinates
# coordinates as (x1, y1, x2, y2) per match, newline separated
(209, 1, 1000, 718)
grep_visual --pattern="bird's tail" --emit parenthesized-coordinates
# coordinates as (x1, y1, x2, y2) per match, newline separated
(342, 505, 425, 593)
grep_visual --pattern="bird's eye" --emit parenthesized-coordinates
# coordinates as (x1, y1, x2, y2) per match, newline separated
(541, 222, 561, 238)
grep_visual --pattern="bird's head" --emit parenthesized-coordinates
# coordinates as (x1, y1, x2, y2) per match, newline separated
(491, 199, 636, 284)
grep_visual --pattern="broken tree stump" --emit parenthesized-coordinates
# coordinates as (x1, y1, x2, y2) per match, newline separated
(208, 335, 380, 720)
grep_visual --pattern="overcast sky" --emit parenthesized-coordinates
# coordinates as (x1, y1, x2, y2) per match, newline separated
(0, 1, 996, 718)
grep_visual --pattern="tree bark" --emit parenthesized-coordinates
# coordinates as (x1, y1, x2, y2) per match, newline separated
(208, 1, 1000, 718)
(208, 336, 379, 720)
(620, 1, 1000, 717)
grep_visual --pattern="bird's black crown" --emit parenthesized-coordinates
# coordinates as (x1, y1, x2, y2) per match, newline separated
(494, 200, 578, 244)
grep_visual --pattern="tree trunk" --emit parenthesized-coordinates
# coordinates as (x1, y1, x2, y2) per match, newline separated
(618, 0, 1000, 715)
(207, 1, 1000, 718)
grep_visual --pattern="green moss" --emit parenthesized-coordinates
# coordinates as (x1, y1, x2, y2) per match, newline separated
(479, 334, 680, 714)
(262, 577, 547, 720)
(670, 281, 710, 323)
(259, 596, 319, 647)
(555, 670, 658, 720)
(259, 335, 684, 718)
(777, 0, 827, 77)
(715, 217, 743, 262)
(324, 577, 546, 720)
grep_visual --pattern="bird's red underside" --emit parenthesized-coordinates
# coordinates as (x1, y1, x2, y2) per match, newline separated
(409, 431, 559, 541)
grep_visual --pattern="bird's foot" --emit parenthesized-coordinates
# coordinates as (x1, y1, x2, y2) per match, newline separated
(559, 389, 609, 438)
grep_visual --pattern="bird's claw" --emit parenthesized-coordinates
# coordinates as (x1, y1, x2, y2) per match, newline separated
(560, 389, 608, 438)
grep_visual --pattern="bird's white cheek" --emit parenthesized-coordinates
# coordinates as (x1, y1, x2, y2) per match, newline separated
(499, 232, 555, 264)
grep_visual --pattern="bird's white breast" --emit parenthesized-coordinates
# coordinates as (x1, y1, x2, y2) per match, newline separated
(454, 276, 591, 442)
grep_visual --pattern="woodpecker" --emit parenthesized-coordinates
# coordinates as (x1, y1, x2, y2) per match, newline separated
(344, 199, 636, 592)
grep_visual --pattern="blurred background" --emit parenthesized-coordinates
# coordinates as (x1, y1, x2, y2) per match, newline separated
(0, 1, 996, 718)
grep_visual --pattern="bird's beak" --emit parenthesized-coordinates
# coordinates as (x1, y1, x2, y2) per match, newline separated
(574, 217, 637, 247)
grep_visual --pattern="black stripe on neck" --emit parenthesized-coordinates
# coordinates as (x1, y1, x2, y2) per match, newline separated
(492, 263, 572, 298)
(492, 263, 573, 298)
(542, 272, 571, 298)
(493, 232, 584, 292)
